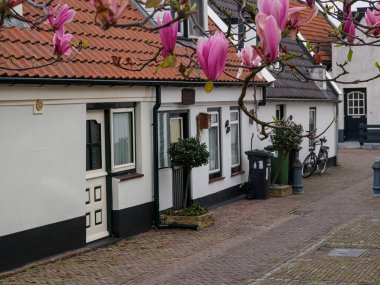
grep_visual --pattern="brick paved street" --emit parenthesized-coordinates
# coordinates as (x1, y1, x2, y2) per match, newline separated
(1, 148, 380, 285)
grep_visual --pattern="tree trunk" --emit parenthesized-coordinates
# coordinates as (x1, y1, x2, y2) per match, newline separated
(183, 168, 191, 209)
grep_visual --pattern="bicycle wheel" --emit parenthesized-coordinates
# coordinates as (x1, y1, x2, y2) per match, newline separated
(317, 148, 328, 174)
(302, 153, 317, 178)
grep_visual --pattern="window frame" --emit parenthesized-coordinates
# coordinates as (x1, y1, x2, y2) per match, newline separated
(169, 117, 184, 143)
(230, 107, 241, 172)
(275, 104, 285, 120)
(347, 91, 366, 116)
(157, 111, 189, 170)
(158, 112, 171, 169)
(208, 109, 221, 177)
(309, 107, 317, 147)
(110, 108, 136, 173)
(86, 119, 103, 172)
(176, 0, 208, 39)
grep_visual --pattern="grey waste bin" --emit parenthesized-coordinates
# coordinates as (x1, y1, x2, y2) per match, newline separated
(245, 150, 273, 199)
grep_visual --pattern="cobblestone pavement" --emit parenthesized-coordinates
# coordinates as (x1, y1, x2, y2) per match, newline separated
(1, 149, 380, 285)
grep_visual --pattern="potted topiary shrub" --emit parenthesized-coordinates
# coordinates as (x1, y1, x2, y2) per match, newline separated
(268, 116, 303, 196)
(161, 137, 215, 229)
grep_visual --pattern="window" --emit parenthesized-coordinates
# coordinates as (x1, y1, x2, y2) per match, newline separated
(275, 104, 285, 120)
(158, 112, 187, 169)
(188, 0, 206, 36)
(170, 117, 183, 143)
(174, 0, 207, 38)
(86, 120, 102, 171)
(208, 110, 221, 177)
(309, 107, 316, 147)
(111, 108, 135, 172)
(158, 112, 170, 169)
(230, 108, 241, 173)
(347, 91, 365, 116)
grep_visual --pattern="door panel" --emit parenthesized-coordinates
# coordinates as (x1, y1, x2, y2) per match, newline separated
(344, 89, 367, 141)
(86, 111, 108, 243)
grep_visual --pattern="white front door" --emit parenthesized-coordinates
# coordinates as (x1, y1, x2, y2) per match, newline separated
(86, 111, 109, 243)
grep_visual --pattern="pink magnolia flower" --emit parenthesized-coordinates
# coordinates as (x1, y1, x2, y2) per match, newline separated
(196, 32, 229, 81)
(288, 6, 318, 29)
(342, 11, 356, 43)
(255, 13, 281, 62)
(45, 3, 76, 31)
(91, 0, 129, 25)
(53, 27, 73, 57)
(157, 11, 178, 58)
(238, 46, 261, 67)
(257, 0, 289, 31)
(237, 46, 261, 78)
(365, 4, 380, 36)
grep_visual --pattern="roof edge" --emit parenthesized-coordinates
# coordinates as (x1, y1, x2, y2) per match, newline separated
(267, 97, 338, 103)
(0, 77, 270, 87)
(297, 31, 342, 96)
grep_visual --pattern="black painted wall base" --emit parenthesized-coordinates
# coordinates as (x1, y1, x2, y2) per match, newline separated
(327, 156, 337, 167)
(338, 130, 344, 143)
(112, 202, 154, 238)
(193, 183, 245, 208)
(0, 216, 85, 273)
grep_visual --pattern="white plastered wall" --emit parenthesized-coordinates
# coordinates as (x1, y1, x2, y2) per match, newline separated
(0, 84, 154, 236)
(332, 23, 380, 131)
(252, 101, 337, 162)
(0, 103, 85, 236)
(112, 101, 155, 210)
(158, 86, 262, 209)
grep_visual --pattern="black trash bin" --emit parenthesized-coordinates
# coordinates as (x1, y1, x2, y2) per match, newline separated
(245, 150, 273, 199)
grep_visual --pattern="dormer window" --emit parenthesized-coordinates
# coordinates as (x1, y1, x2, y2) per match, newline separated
(175, 0, 207, 38)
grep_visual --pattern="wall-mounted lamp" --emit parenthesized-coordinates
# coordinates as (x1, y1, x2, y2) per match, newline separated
(196, 112, 211, 137)
(33, 99, 44, 114)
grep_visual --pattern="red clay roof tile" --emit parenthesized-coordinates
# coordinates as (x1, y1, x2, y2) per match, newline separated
(289, 1, 334, 63)
(0, 0, 265, 83)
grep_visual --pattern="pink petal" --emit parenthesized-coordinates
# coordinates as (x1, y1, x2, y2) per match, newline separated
(263, 15, 281, 61)
(196, 37, 208, 73)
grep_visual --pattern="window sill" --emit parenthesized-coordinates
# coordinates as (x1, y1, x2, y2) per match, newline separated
(115, 172, 144, 182)
(208, 176, 225, 184)
(231, 170, 245, 177)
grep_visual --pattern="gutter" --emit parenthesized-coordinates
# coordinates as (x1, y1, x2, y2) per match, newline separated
(266, 98, 338, 103)
(0, 77, 270, 87)
(152, 86, 198, 230)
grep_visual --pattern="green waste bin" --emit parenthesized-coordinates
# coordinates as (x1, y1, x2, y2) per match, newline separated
(271, 150, 289, 185)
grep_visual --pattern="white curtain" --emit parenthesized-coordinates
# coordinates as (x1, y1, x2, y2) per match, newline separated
(113, 112, 132, 166)
(231, 123, 239, 166)
(209, 126, 219, 171)
(158, 113, 170, 168)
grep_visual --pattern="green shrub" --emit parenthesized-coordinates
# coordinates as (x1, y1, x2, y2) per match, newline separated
(168, 137, 209, 209)
(270, 117, 303, 152)
(168, 137, 209, 170)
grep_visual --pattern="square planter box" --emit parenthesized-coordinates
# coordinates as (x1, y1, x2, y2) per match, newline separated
(269, 184, 293, 197)
(160, 211, 215, 230)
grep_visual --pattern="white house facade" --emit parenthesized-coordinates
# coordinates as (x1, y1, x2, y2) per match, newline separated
(332, 14, 380, 142)
(0, 83, 160, 271)
(0, 0, 272, 272)
(157, 86, 266, 211)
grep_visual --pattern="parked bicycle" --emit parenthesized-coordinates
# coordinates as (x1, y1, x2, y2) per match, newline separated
(302, 137, 329, 178)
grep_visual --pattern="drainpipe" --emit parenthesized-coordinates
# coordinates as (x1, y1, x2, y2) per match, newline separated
(335, 101, 339, 166)
(152, 86, 198, 230)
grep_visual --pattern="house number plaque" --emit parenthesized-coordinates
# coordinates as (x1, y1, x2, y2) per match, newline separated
(33, 99, 44, 114)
